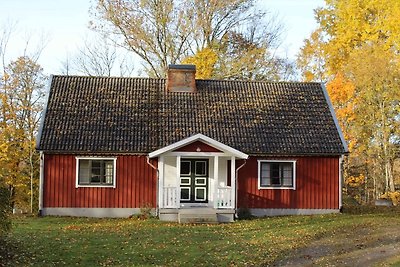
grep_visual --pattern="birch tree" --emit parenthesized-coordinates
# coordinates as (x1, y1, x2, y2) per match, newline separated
(0, 56, 46, 212)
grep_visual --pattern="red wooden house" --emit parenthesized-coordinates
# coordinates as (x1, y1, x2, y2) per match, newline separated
(36, 65, 348, 222)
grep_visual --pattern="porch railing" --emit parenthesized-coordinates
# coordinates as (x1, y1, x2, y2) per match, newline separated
(217, 187, 233, 208)
(162, 186, 178, 208)
(162, 186, 233, 209)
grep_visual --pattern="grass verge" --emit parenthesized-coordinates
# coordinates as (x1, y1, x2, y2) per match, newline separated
(1, 206, 400, 266)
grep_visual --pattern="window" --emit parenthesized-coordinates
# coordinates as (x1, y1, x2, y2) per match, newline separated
(258, 160, 296, 189)
(76, 157, 116, 187)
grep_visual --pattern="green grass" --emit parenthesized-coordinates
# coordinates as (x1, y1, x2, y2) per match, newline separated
(2, 207, 400, 266)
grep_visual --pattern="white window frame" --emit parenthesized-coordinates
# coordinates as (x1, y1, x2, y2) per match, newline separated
(75, 157, 117, 188)
(258, 160, 296, 190)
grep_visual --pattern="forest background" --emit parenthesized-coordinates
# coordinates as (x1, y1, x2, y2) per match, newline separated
(1, 0, 399, 235)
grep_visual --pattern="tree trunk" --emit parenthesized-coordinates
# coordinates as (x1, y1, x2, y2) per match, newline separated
(387, 160, 395, 192)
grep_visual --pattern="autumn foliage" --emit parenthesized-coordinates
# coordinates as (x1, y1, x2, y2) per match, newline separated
(0, 56, 46, 213)
(298, 0, 400, 202)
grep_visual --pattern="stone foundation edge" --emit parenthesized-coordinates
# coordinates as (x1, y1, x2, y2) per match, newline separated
(41, 208, 144, 218)
(249, 208, 340, 217)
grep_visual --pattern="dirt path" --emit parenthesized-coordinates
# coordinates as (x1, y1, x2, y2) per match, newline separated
(274, 224, 400, 266)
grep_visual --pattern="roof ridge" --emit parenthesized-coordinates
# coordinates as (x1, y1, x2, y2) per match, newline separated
(51, 75, 322, 85)
(195, 79, 322, 85)
(51, 74, 166, 81)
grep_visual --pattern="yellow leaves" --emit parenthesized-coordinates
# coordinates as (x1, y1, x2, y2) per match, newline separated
(380, 191, 400, 206)
(326, 73, 355, 104)
(0, 139, 9, 162)
(303, 71, 315, 82)
(334, 0, 399, 72)
(297, 29, 327, 82)
(326, 73, 357, 151)
(345, 174, 365, 187)
(182, 47, 218, 79)
(304, 0, 400, 76)
(0, 55, 46, 210)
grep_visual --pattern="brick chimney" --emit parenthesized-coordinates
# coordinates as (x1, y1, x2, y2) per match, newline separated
(166, 64, 196, 93)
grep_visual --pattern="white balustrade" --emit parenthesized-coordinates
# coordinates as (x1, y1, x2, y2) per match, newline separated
(217, 187, 233, 208)
(162, 186, 233, 209)
(163, 187, 178, 208)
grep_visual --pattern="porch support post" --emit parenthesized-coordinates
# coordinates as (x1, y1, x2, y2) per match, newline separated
(176, 155, 181, 208)
(231, 156, 236, 209)
(213, 155, 219, 209)
(158, 156, 164, 209)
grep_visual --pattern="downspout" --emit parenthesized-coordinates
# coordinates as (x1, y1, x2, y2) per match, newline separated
(146, 156, 159, 217)
(235, 159, 247, 217)
(339, 155, 344, 212)
(38, 151, 44, 216)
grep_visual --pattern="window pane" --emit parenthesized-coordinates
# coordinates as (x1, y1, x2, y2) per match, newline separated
(271, 163, 280, 179)
(91, 160, 101, 183)
(92, 160, 101, 168)
(260, 163, 271, 186)
(79, 160, 90, 184)
(91, 175, 101, 183)
(195, 188, 206, 201)
(271, 178, 281, 185)
(105, 161, 114, 184)
(195, 178, 206, 185)
(282, 163, 293, 186)
(261, 177, 270, 187)
(195, 161, 206, 176)
(261, 163, 270, 173)
(180, 178, 190, 185)
(181, 161, 191, 175)
(283, 177, 293, 186)
(270, 163, 280, 185)
(180, 188, 190, 200)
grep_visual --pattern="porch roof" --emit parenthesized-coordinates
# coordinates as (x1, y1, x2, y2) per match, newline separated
(148, 133, 248, 159)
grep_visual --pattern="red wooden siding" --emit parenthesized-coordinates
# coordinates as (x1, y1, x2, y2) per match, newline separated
(237, 156, 339, 209)
(174, 140, 221, 152)
(43, 154, 157, 208)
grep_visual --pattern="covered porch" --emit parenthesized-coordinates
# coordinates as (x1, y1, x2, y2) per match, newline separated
(148, 134, 248, 223)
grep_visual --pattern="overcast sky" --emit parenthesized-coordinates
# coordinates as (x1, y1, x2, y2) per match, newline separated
(2, 0, 325, 76)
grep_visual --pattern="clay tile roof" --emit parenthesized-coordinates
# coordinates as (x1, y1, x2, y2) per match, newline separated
(36, 75, 347, 155)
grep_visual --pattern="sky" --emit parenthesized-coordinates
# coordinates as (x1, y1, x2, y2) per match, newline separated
(1, 0, 325, 76)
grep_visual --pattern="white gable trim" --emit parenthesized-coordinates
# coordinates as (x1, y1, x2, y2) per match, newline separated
(36, 75, 53, 150)
(321, 83, 349, 153)
(148, 133, 248, 159)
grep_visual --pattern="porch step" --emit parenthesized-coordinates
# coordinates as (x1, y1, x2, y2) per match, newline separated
(178, 208, 218, 224)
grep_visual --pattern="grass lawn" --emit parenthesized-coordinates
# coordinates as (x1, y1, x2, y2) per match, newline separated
(2, 206, 400, 266)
